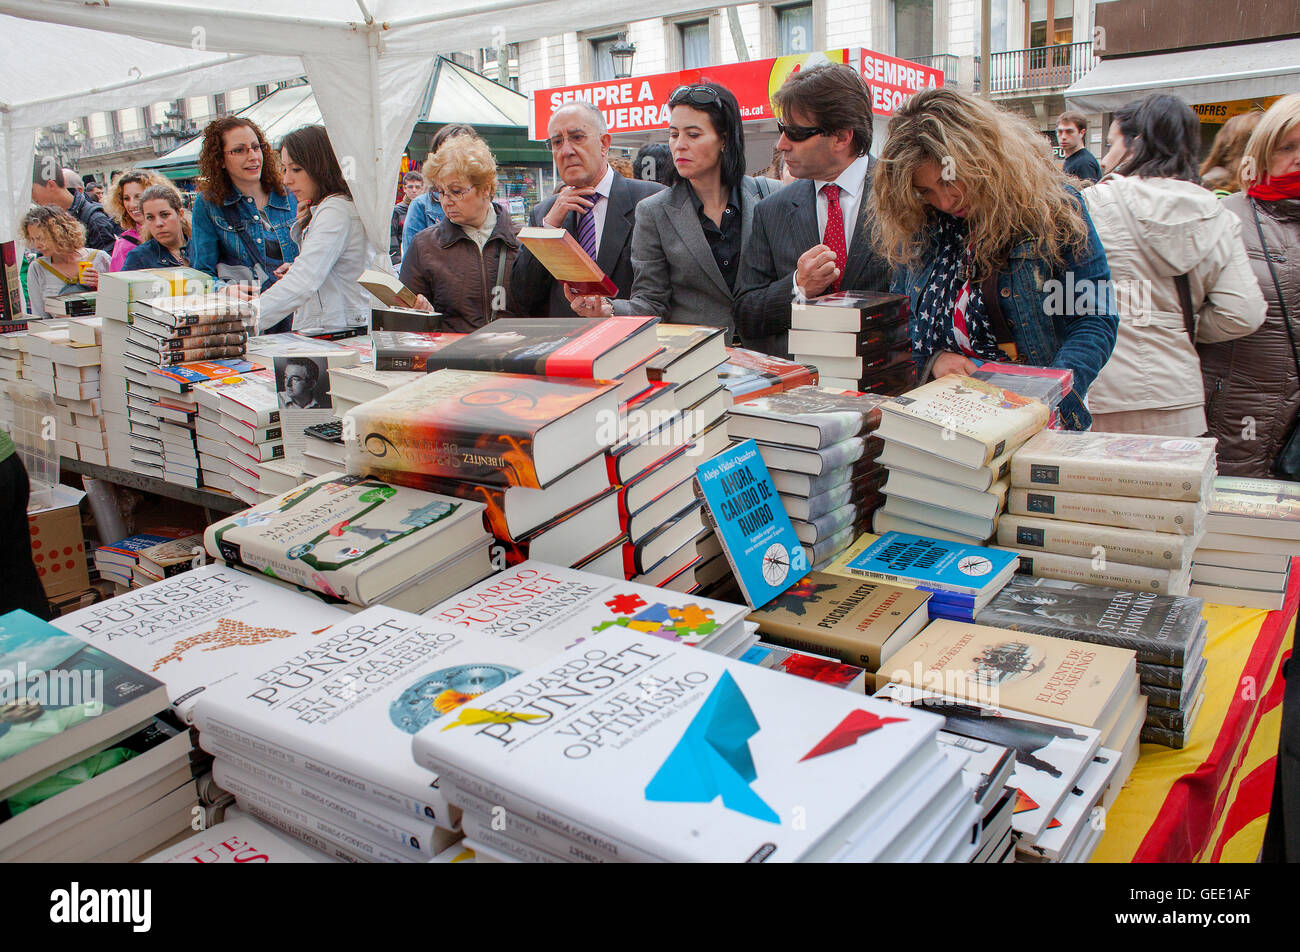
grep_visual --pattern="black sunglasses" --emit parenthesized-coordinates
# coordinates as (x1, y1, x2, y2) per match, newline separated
(776, 119, 828, 142)
(669, 84, 723, 109)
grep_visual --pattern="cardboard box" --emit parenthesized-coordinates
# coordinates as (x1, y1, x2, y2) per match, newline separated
(27, 483, 90, 598)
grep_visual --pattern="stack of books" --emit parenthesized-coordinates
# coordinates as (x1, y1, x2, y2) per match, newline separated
(1190, 476, 1300, 611)
(95, 269, 211, 469)
(788, 291, 914, 394)
(93, 526, 199, 593)
(370, 330, 465, 372)
(131, 532, 206, 588)
(969, 361, 1073, 428)
(745, 571, 931, 693)
(0, 608, 199, 862)
(1000, 431, 1217, 597)
(204, 471, 494, 614)
(872, 375, 1050, 545)
(192, 368, 283, 502)
(125, 294, 250, 371)
(644, 325, 730, 460)
(327, 364, 424, 420)
(717, 346, 817, 403)
(23, 320, 108, 465)
(412, 625, 984, 863)
(728, 386, 888, 568)
(977, 575, 1208, 748)
(827, 531, 1021, 623)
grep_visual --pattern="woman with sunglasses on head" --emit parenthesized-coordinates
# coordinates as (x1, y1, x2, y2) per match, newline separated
(249, 125, 373, 336)
(873, 87, 1118, 430)
(569, 82, 777, 337)
(399, 134, 521, 331)
(190, 117, 298, 292)
(105, 170, 165, 271)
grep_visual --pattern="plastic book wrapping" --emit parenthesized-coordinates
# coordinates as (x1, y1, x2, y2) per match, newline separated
(52, 565, 348, 723)
(1007, 486, 1205, 536)
(974, 575, 1203, 666)
(717, 347, 818, 402)
(1009, 431, 1216, 502)
(1206, 475, 1300, 525)
(412, 626, 944, 863)
(422, 317, 654, 377)
(1004, 546, 1193, 596)
(343, 368, 616, 488)
(881, 375, 1050, 462)
(728, 387, 886, 448)
(996, 513, 1201, 571)
(371, 331, 466, 372)
(745, 573, 930, 671)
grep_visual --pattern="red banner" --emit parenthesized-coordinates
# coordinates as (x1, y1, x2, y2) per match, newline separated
(530, 47, 944, 139)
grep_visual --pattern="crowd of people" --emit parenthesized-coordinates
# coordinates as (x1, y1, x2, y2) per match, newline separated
(17, 66, 1300, 479)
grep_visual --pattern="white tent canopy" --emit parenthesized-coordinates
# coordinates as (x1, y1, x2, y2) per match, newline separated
(1, 0, 713, 257)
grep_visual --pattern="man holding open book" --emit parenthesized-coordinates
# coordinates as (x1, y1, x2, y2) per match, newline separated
(510, 102, 663, 318)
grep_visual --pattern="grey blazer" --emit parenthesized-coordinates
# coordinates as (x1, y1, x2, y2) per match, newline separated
(733, 164, 892, 359)
(613, 175, 778, 339)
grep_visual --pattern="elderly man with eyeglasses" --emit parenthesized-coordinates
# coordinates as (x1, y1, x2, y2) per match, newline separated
(733, 63, 892, 360)
(510, 101, 664, 318)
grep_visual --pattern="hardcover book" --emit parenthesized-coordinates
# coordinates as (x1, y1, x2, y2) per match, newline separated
(1007, 487, 1204, 536)
(421, 560, 749, 655)
(727, 387, 886, 450)
(136, 533, 206, 580)
(411, 625, 945, 862)
(516, 226, 619, 295)
(789, 290, 910, 333)
(1005, 547, 1192, 597)
(52, 565, 348, 722)
(143, 806, 338, 863)
(1205, 476, 1300, 539)
(343, 368, 619, 488)
(717, 347, 818, 402)
(696, 440, 804, 608)
(646, 324, 727, 384)
(970, 363, 1071, 411)
(1010, 430, 1216, 502)
(997, 513, 1199, 571)
(975, 575, 1205, 666)
(130, 295, 254, 327)
(371, 331, 465, 372)
(204, 473, 489, 607)
(0, 609, 169, 801)
(423, 316, 658, 380)
(879, 619, 1138, 731)
(876, 375, 1050, 468)
(357, 269, 419, 309)
(745, 572, 930, 670)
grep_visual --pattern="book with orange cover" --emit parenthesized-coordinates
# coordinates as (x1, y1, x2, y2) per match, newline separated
(343, 368, 619, 489)
(517, 225, 618, 295)
(717, 347, 819, 403)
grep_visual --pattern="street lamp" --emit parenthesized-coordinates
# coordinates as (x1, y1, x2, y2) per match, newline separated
(611, 33, 637, 79)
(150, 102, 198, 155)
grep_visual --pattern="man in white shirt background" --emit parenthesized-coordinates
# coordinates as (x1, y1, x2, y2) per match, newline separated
(734, 63, 891, 358)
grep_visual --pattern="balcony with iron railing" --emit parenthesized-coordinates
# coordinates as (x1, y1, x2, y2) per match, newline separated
(985, 40, 1097, 95)
(73, 128, 154, 159)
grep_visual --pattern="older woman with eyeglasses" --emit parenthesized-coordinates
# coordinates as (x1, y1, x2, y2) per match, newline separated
(400, 134, 521, 331)
(568, 82, 777, 338)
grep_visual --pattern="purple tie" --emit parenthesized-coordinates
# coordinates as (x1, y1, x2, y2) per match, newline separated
(576, 194, 601, 259)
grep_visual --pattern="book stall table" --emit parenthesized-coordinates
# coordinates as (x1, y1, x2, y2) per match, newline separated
(1095, 559, 1298, 862)
(59, 456, 247, 516)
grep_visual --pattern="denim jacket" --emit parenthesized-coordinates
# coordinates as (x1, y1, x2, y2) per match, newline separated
(893, 187, 1118, 430)
(122, 238, 189, 271)
(190, 188, 298, 290)
(400, 191, 445, 259)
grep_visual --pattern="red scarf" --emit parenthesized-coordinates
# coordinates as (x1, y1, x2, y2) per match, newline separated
(1248, 169, 1300, 202)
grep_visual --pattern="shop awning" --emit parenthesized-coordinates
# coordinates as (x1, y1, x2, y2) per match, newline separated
(1066, 37, 1300, 113)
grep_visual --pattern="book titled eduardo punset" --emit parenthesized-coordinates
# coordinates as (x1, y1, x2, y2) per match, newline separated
(696, 440, 804, 608)
(411, 626, 944, 862)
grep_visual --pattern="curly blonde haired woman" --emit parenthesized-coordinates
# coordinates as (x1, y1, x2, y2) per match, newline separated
(104, 169, 165, 271)
(873, 88, 1118, 429)
(22, 206, 109, 318)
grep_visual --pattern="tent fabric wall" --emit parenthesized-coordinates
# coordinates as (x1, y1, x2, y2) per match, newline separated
(1, 0, 715, 261)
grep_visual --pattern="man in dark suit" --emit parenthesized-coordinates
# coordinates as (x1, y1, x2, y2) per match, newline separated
(511, 101, 664, 317)
(733, 64, 891, 358)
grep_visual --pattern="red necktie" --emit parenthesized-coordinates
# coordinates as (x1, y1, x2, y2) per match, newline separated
(822, 183, 847, 293)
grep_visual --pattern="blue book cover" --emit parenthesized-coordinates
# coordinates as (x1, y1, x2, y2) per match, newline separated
(842, 532, 1019, 598)
(696, 439, 804, 609)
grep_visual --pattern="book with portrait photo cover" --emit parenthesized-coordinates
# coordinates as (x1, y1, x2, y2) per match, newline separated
(517, 226, 618, 295)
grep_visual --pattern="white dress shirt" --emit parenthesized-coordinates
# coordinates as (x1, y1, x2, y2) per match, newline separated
(813, 152, 872, 253)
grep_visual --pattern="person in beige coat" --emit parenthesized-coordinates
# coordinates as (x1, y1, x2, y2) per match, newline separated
(1084, 95, 1266, 436)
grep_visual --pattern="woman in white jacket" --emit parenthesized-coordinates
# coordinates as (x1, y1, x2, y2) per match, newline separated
(1084, 95, 1267, 436)
(253, 125, 373, 335)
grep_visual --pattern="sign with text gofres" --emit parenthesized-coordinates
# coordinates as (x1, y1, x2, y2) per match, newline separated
(530, 47, 942, 138)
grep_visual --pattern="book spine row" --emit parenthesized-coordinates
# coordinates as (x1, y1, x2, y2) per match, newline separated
(1007, 488, 1202, 536)
(1007, 548, 1191, 596)
(1135, 659, 1190, 689)
(1010, 457, 1210, 502)
(461, 814, 570, 863)
(996, 514, 1198, 571)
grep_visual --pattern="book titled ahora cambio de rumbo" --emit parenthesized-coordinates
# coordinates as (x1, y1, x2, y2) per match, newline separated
(975, 575, 1205, 666)
(876, 375, 1050, 468)
(727, 386, 887, 450)
(204, 473, 490, 611)
(696, 439, 804, 608)
(343, 368, 618, 488)
(411, 626, 945, 863)
(1010, 431, 1217, 502)
(52, 565, 348, 723)
(192, 604, 619, 829)
(422, 316, 659, 380)
(880, 619, 1138, 732)
(745, 572, 930, 671)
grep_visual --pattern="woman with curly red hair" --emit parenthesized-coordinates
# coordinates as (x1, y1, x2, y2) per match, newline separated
(189, 116, 298, 293)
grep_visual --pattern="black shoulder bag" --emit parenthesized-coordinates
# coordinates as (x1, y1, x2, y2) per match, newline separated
(1250, 198, 1300, 479)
